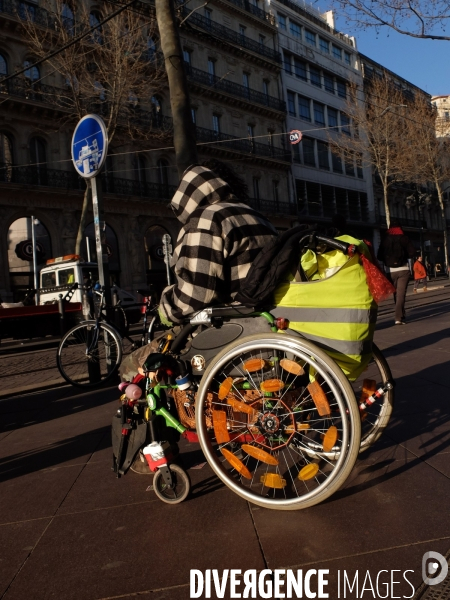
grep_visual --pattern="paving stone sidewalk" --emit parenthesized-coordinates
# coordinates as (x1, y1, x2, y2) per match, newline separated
(0, 283, 449, 600)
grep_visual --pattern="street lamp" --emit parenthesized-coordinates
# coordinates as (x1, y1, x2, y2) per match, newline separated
(377, 104, 407, 118)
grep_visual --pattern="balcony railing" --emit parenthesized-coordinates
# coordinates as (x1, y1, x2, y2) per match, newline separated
(221, 0, 275, 25)
(195, 127, 290, 161)
(182, 9, 282, 63)
(0, 77, 74, 107)
(247, 197, 297, 215)
(0, 0, 54, 28)
(0, 164, 177, 200)
(185, 64, 285, 112)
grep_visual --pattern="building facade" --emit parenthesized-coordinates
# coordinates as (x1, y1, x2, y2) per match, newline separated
(272, 0, 375, 241)
(0, 0, 290, 301)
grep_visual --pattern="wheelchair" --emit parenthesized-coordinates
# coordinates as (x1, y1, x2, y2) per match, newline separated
(116, 234, 394, 510)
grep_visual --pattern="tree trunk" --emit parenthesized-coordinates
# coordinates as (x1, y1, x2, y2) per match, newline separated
(75, 180, 92, 257)
(383, 181, 391, 229)
(155, 0, 198, 178)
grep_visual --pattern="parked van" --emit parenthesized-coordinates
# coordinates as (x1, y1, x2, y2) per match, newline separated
(39, 255, 139, 319)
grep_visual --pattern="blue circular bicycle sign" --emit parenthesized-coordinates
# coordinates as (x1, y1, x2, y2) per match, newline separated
(71, 114, 108, 178)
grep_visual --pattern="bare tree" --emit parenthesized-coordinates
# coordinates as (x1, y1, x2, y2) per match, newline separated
(21, 0, 166, 254)
(332, 0, 450, 41)
(329, 73, 411, 227)
(403, 95, 450, 270)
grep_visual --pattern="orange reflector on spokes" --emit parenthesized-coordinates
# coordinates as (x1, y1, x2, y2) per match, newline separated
(360, 379, 377, 404)
(298, 463, 319, 480)
(260, 379, 285, 392)
(260, 473, 286, 488)
(322, 425, 338, 452)
(243, 358, 266, 372)
(212, 410, 230, 444)
(285, 422, 310, 433)
(242, 444, 278, 465)
(307, 381, 330, 416)
(218, 377, 234, 400)
(221, 448, 252, 479)
(227, 398, 255, 414)
(280, 359, 305, 376)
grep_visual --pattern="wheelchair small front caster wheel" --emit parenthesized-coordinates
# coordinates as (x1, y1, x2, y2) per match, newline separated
(153, 464, 191, 504)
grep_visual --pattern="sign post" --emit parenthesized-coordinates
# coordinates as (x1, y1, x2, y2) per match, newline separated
(162, 233, 173, 286)
(31, 216, 40, 305)
(71, 114, 111, 306)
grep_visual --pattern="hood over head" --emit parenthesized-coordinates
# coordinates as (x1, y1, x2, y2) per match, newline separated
(170, 165, 232, 224)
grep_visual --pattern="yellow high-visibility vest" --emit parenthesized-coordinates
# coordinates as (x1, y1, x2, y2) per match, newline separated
(273, 236, 376, 380)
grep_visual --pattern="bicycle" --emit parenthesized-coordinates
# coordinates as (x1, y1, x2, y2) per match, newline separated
(113, 233, 395, 509)
(57, 286, 123, 388)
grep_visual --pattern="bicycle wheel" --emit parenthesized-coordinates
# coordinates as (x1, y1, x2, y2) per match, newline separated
(153, 464, 191, 504)
(57, 321, 123, 388)
(195, 333, 361, 511)
(352, 343, 394, 453)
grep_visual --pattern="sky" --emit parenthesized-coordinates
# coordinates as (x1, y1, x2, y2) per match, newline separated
(328, 13, 450, 97)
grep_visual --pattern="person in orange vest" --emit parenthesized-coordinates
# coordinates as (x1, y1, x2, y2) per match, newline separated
(413, 256, 427, 292)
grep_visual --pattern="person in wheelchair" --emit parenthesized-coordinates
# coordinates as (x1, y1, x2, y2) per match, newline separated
(119, 160, 278, 382)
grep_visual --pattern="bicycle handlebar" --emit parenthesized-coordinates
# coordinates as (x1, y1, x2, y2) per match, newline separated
(315, 235, 353, 255)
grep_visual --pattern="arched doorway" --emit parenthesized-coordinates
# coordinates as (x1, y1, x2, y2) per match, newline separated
(7, 217, 52, 300)
(84, 222, 121, 285)
(144, 225, 172, 296)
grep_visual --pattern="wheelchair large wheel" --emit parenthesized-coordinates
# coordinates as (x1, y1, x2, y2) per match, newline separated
(195, 334, 361, 511)
(352, 343, 394, 453)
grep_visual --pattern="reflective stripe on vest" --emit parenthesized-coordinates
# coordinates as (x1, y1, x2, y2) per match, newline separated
(272, 307, 378, 325)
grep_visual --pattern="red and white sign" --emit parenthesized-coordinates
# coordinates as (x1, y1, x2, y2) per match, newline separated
(289, 130, 303, 144)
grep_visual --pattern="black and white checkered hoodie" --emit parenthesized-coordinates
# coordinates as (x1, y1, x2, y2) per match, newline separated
(159, 165, 278, 323)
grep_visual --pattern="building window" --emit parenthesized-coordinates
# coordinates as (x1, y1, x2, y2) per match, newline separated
(301, 137, 314, 167)
(253, 177, 260, 199)
(247, 124, 254, 138)
(337, 79, 347, 98)
(239, 25, 246, 37)
(341, 113, 351, 135)
(283, 52, 292, 75)
(259, 34, 265, 46)
(183, 49, 191, 65)
(272, 180, 279, 203)
(278, 13, 286, 30)
(204, 8, 212, 19)
(207, 58, 216, 83)
(263, 80, 269, 96)
(147, 36, 157, 60)
(356, 154, 363, 178)
(157, 159, 169, 186)
(298, 96, 311, 121)
(243, 72, 250, 88)
(89, 11, 102, 44)
(0, 132, 13, 182)
(344, 51, 351, 66)
(290, 21, 301, 38)
(30, 136, 46, 167)
(191, 108, 197, 123)
(324, 73, 334, 94)
(319, 37, 329, 53)
(309, 67, 321, 88)
(135, 155, 147, 184)
(24, 60, 39, 82)
(0, 54, 7, 76)
(212, 114, 221, 134)
(345, 156, 355, 176)
(313, 102, 325, 126)
(287, 91, 296, 116)
(332, 45, 342, 60)
(332, 151, 343, 173)
(292, 143, 300, 163)
(327, 107, 338, 128)
(305, 30, 316, 46)
(294, 58, 307, 81)
(61, 3, 74, 33)
(151, 96, 162, 124)
(317, 141, 329, 170)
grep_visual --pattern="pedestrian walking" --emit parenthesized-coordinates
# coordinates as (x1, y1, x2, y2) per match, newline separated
(413, 256, 427, 292)
(377, 218, 416, 325)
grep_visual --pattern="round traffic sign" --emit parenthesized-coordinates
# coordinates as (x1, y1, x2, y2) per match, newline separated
(71, 114, 108, 178)
(289, 130, 302, 145)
